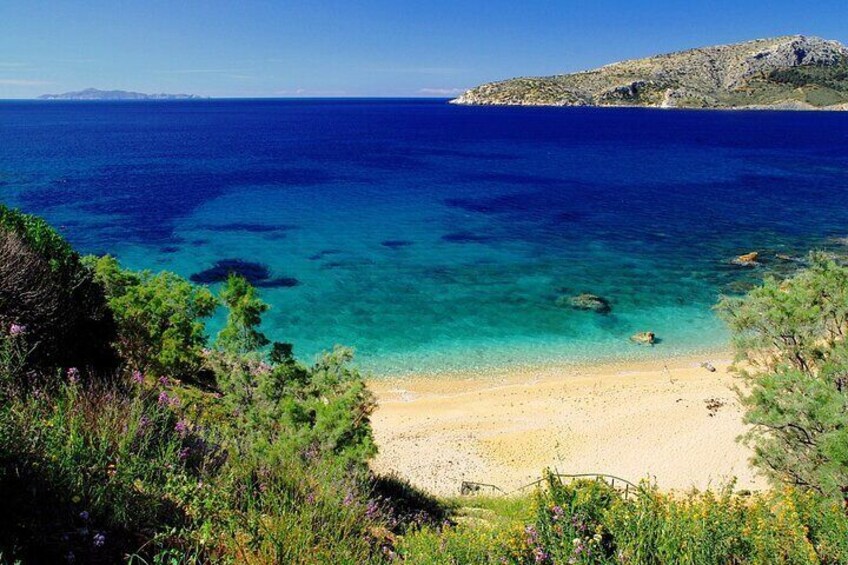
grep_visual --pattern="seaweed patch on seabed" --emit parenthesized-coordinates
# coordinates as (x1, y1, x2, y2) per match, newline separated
(441, 231, 494, 243)
(199, 223, 299, 234)
(190, 259, 299, 288)
(308, 249, 343, 260)
(381, 240, 414, 249)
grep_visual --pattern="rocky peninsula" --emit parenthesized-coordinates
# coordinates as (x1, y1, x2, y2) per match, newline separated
(452, 35, 848, 110)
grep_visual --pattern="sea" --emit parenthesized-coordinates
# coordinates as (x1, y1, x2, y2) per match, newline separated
(1, 99, 847, 375)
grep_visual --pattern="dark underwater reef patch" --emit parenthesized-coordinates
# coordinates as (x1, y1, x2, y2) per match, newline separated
(381, 240, 414, 249)
(22, 165, 343, 243)
(190, 259, 299, 288)
(441, 231, 494, 244)
(308, 249, 343, 260)
(456, 172, 567, 186)
(198, 222, 299, 233)
(444, 189, 587, 216)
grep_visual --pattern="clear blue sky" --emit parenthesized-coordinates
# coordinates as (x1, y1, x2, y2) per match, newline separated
(1, 0, 847, 98)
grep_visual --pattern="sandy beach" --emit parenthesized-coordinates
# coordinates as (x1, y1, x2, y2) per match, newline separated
(369, 354, 766, 496)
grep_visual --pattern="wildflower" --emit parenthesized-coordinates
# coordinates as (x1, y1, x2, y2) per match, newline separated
(67, 367, 80, 384)
(138, 415, 151, 430)
(92, 532, 106, 547)
(305, 492, 316, 505)
(343, 491, 355, 506)
(131, 370, 144, 383)
(9, 323, 26, 336)
(157, 391, 170, 406)
(178, 447, 191, 460)
(551, 505, 564, 521)
(79, 510, 89, 521)
(158, 375, 169, 387)
(366, 499, 381, 520)
(533, 546, 550, 563)
(174, 419, 189, 436)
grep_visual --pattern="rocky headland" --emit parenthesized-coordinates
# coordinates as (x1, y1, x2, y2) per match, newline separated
(452, 35, 848, 110)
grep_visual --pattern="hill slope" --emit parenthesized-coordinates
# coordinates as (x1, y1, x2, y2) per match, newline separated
(38, 88, 201, 100)
(452, 35, 848, 110)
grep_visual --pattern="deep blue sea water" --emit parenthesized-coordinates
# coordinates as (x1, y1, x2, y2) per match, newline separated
(2, 99, 847, 375)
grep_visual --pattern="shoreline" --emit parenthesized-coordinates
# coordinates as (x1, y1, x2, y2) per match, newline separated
(369, 352, 766, 496)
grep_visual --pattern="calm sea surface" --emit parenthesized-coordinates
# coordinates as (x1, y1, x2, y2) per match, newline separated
(2, 99, 847, 374)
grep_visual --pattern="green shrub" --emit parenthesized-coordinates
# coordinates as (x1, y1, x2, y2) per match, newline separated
(717, 254, 848, 504)
(0, 205, 116, 373)
(89, 255, 218, 378)
(217, 273, 270, 355)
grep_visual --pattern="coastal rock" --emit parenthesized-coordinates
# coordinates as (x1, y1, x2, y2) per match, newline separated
(630, 331, 656, 346)
(452, 35, 848, 110)
(732, 252, 760, 267)
(560, 293, 612, 314)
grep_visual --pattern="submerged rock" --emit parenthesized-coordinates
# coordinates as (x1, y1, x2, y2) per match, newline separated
(560, 293, 612, 314)
(732, 251, 760, 267)
(630, 331, 656, 346)
(190, 259, 299, 288)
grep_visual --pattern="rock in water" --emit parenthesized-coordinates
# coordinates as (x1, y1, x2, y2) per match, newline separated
(732, 252, 760, 267)
(560, 293, 612, 314)
(630, 331, 656, 346)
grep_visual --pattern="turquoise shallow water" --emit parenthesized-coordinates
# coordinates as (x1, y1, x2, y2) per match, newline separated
(1, 99, 847, 375)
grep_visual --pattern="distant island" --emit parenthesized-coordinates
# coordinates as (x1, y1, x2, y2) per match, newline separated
(452, 35, 848, 110)
(38, 88, 202, 100)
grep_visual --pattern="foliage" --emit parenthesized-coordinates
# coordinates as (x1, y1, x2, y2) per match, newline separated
(89, 255, 218, 378)
(400, 476, 848, 564)
(717, 254, 848, 503)
(216, 274, 270, 355)
(0, 205, 116, 373)
(0, 217, 404, 562)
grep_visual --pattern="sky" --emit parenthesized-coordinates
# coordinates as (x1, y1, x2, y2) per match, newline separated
(1, 0, 847, 99)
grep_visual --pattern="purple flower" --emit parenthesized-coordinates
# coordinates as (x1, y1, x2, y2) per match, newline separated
(365, 500, 380, 520)
(533, 547, 551, 563)
(178, 447, 191, 460)
(67, 367, 80, 384)
(525, 525, 539, 543)
(551, 505, 564, 521)
(131, 370, 144, 384)
(138, 415, 151, 430)
(9, 323, 26, 336)
(343, 491, 355, 506)
(306, 492, 316, 505)
(92, 532, 106, 548)
(174, 419, 189, 435)
(79, 510, 89, 521)
(157, 391, 170, 406)
(158, 376, 169, 387)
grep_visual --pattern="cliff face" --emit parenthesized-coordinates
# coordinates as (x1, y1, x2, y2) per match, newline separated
(452, 36, 848, 110)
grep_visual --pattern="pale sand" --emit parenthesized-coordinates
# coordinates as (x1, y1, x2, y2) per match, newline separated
(369, 354, 766, 496)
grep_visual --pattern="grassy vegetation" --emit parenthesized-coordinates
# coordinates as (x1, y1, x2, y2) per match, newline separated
(2, 205, 848, 563)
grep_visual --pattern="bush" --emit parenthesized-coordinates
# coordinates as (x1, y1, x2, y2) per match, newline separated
(0, 205, 116, 374)
(217, 273, 270, 355)
(89, 255, 218, 379)
(717, 254, 848, 504)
